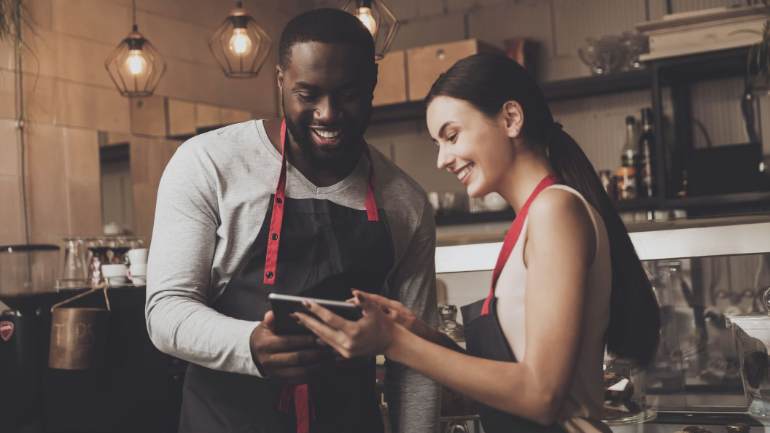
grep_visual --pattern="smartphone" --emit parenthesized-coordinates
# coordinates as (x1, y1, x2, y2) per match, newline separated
(268, 293, 363, 335)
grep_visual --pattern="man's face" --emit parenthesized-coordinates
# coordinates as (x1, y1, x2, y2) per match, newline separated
(278, 41, 376, 166)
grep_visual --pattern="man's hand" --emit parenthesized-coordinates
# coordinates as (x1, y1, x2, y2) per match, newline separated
(249, 311, 332, 382)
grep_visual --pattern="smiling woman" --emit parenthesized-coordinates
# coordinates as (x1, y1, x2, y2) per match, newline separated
(295, 53, 661, 433)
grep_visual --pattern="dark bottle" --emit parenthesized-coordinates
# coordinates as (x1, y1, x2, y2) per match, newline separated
(639, 108, 656, 198)
(621, 116, 639, 168)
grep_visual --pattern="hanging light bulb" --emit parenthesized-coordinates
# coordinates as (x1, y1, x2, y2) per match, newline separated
(210, 1, 272, 78)
(105, 0, 166, 97)
(124, 49, 148, 76)
(342, 0, 399, 61)
(356, 6, 378, 37)
(228, 27, 254, 56)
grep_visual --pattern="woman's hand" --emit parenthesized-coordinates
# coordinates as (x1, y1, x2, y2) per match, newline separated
(294, 293, 397, 359)
(351, 290, 435, 341)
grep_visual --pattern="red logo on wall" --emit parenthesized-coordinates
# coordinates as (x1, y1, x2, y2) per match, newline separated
(0, 321, 14, 342)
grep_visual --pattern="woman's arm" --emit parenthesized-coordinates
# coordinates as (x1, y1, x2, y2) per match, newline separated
(297, 189, 595, 425)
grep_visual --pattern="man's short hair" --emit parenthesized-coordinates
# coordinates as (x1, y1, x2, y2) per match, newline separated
(278, 8, 375, 68)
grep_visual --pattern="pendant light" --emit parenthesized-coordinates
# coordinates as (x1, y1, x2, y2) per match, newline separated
(105, 0, 166, 97)
(209, 1, 272, 78)
(342, 0, 399, 61)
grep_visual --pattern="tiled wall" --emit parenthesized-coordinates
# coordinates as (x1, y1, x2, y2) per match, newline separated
(315, 0, 762, 195)
(0, 0, 311, 246)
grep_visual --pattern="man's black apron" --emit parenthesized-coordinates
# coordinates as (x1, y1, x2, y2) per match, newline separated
(179, 120, 394, 433)
(461, 175, 567, 433)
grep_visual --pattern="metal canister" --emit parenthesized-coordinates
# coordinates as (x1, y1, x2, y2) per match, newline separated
(48, 286, 111, 370)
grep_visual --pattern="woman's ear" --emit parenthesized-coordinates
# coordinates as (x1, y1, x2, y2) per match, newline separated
(501, 100, 524, 138)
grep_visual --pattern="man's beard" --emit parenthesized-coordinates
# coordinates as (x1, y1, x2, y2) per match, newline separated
(281, 106, 369, 170)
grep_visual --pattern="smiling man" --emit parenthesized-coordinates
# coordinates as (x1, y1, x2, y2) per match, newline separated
(145, 8, 440, 433)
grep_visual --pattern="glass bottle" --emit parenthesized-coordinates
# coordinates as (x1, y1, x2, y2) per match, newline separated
(438, 304, 465, 347)
(621, 116, 639, 168)
(655, 261, 701, 382)
(639, 108, 656, 198)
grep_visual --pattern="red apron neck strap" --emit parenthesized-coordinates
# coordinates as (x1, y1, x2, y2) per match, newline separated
(481, 174, 559, 316)
(362, 145, 379, 222)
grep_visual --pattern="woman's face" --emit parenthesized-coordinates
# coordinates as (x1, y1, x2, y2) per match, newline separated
(426, 96, 516, 198)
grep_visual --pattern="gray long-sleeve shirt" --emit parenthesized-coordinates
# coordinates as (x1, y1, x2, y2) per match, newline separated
(145, 119, 440, 433)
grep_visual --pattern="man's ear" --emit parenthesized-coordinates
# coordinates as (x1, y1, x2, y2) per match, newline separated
(501, 100, 524, 139)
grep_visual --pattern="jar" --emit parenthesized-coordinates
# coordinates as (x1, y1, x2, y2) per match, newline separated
(729, 288, 770, 419)
(602, 356, 656, 424)
(615, 166, 637, 200)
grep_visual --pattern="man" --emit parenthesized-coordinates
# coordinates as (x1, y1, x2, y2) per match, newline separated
(146, 8, 440, 433)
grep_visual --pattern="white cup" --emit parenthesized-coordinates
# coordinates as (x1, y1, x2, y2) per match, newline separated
(130, 263, 147, 274)
(127, 248, 148, 266)
(102, 264, 128, 286)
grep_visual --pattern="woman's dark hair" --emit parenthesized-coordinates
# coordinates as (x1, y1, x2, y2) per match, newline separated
(427, 54, 660, 366)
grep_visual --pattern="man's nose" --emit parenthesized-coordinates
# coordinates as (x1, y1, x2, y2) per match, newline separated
(314, 96, 340, 124)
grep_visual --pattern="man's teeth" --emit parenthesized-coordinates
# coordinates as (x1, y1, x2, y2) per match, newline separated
(313, 129, 340, 139)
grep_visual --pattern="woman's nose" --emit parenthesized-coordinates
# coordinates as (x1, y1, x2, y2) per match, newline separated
(436, 143, 453, 170)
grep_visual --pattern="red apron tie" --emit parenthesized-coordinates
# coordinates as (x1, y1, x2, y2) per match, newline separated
(277, 384, 314, 433)
(265, 120, 380, 433)
(481, 175, 559, 316)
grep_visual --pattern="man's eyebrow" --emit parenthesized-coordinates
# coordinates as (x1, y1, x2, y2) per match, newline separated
(294, 81, 320, 90)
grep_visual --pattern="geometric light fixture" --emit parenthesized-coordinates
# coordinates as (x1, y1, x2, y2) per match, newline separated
(209, 1, 272, 78)
(105, 0, 166, 97)
(341, 0, 400, 61)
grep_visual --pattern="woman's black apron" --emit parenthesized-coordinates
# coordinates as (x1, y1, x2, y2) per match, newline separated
(461, 175, 567, 433)
(179, 120, 394, 433)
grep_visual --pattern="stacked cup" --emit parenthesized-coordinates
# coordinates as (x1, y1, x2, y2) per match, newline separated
(127, 248, 148, 286)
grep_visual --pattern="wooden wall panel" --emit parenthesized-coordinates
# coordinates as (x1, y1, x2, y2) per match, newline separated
(130, 137, 181, 243)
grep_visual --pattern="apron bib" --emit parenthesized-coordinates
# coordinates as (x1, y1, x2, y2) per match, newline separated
(461, 175, 566, 433)
(179, 120, 394, 433)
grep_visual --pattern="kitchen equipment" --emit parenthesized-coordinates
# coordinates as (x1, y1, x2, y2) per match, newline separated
(48, 286, 111, 370)
(56, 238, 89, 290)
(0, 244, 59, 295)
(0, 307, 45, 432)
(620, 31, 649, 70)
(127, 248, 148, 266)
(578, 35, 626, 75)
(603, 356, 656, 424)
(730, 287, 770, 418)
(687, 142, 764, 196)
(102, 264, 129, 286)
(85, 236, 143, 286)
(438, 304, 465, 345)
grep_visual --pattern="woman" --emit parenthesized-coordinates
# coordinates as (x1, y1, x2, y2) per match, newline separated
(294, 54, 660, 433)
